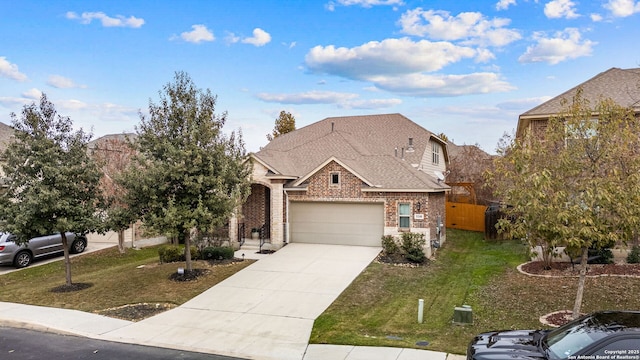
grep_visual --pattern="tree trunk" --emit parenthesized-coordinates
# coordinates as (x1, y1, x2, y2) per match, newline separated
(572, 246, 588, 319)
(117, 229, 125, 253)
(60, 233, 73, 286)
(184, 229, 193, 272)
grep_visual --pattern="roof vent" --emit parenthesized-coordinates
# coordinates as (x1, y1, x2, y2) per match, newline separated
(331, 122, 335, 132)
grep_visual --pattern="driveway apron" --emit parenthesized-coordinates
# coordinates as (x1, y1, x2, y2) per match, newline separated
(104, 243, 381, 360)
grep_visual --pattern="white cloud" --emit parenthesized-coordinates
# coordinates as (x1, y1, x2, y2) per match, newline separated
(306, 38, 476, 78)
(338, 98, 402, 109)
(326, 0, 404, 11)
(305, 37, 515, 97)
(604, 0, 640, 17)
(496, 0, 516, 10)
(241, 28, 272, 46)
(225, 31, 240, 44)
(178, 25, 215, 44)
(369, 72, 515, 97)
(544, 0, 580, 19)
(22, 88, 42, 100)
(398, 9, 521, 47)
(66, 11, 144, 28)
(590, 13, 603, 21)
(518, 28, 596, 64)
(47, 75, 86, 89)
(256, 90, 401, 109)
(0, 57, 28, 81)
(495, 96, 553, 110)
(257, 90, 359, 104)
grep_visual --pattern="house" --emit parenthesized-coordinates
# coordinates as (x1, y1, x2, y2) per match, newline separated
(232, 113, 450, 255)
(517, 67, 640, 139)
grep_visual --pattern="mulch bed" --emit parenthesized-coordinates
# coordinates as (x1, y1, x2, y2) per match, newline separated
(375, 252, 428, 267)
(50, 282, 93, 293)
(521, 261, 640, 277)
(95, 303, 177, 322)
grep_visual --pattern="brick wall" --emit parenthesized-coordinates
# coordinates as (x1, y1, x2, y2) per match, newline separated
(243, 183, 267, 237)
(287, 160, 438, 231)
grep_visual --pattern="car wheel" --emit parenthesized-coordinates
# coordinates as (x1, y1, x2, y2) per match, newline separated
(71, 238, 87, 254)
(13, 251, 32, 268)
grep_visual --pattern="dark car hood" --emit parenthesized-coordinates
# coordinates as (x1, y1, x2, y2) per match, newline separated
(468, 329, 550, 360)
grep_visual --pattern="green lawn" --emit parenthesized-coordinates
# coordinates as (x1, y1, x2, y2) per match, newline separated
(0, 246, 254, 313)
(310, 229, 640, 354)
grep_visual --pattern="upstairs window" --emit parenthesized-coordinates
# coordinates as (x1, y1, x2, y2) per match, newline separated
(432, 142, 440, 165)
(330, 172, 340, 186)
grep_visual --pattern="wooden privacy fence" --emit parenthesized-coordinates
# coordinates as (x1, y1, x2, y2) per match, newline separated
(446, 201, 487, 232)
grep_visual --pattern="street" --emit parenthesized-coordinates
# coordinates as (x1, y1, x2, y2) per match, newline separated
(0, 326, 246, 360)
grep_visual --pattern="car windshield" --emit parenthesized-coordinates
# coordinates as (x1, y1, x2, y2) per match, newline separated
(543, 315, 612, 359)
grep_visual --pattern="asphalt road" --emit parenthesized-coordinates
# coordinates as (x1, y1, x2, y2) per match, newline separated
(0, 326, 246, 360)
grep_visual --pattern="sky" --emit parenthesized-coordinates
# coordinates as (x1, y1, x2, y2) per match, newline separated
(1, 0, 640, 154)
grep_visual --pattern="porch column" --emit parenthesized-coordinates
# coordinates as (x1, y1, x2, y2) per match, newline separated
(228, 206, 239, 249)
(270, 181, 284, 249)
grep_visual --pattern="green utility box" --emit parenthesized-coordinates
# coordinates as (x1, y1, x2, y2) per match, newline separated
(453, 305, 473, 325)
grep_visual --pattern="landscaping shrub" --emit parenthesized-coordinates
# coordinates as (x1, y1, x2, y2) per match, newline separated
(202, 246, 234, 260)
(588, 247, 614, 264)
(627, 245, 640, 264)
(158, 245, 183, 263)
(158, 245, 201, 263)
(381, 235, 399, 255)
(401, 232, 426, 263)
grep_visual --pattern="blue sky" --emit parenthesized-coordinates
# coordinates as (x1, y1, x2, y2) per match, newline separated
(1, 0, 640, 153)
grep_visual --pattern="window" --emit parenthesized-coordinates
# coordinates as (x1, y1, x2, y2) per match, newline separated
(432, 142, 440, 165)
(330, 172, 340, 186)
(399, 203, 411, 228)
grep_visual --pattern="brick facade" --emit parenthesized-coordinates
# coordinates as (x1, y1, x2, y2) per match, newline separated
(239, 160, 446, 252)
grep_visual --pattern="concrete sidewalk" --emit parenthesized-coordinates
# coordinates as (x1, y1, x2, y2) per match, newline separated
(0, 243, 465, 360)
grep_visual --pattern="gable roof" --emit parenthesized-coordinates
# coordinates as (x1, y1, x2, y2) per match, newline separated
(517, 67, 640, 137)
(252, 113, 449, 192)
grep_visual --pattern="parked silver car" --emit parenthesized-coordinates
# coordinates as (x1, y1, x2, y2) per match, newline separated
(0, 232, 87, 268)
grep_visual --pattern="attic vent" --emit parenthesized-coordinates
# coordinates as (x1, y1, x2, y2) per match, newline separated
(407, 137, 414, 152)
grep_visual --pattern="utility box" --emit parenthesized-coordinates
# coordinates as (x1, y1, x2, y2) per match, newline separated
(453, 305, 473, 325)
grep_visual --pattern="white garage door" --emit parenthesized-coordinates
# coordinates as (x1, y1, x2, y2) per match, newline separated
(289, 202, 384, 246)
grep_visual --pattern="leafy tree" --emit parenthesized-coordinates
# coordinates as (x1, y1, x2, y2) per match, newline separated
(0, 94, 104, 286)
(488, 90, 640, 319)
(91, 136, 137, 253)
(120, 71, 251, 272)
(266, 110, 296, 141)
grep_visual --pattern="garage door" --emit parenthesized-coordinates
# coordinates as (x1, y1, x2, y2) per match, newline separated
(289, 202, 384, 246)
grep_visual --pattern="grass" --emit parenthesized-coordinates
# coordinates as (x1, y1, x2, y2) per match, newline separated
(3, 230, 639, 355)
(309, 229, 640, 355)
(0, 246, 254, 313)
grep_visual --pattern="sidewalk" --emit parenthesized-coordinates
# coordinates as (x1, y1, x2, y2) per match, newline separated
(0, 241, 466, 360)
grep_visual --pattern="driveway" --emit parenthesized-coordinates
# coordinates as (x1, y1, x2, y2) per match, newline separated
(104, 243, 381, 360)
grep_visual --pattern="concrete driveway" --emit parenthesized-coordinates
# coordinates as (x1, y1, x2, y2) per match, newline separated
(104, 243, 381, 360)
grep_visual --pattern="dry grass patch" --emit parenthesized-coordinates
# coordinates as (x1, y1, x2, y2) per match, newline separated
(0, 246, 254, 319)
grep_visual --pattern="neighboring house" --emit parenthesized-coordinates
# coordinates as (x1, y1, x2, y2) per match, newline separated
(446, 142, 495, 205)
(517, 67, 640, 139)
(232, 113, 450, 255)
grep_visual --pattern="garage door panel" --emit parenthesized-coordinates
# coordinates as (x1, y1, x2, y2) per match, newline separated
(289, 202, 383, 247)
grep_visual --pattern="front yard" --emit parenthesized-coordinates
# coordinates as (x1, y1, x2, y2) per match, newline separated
(1, 229, 639, 355)
(310, 229, 640, 355)
(0, 246, 254, 318)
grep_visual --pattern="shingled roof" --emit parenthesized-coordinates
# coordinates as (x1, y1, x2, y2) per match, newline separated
(517, 67, 640, 137)
(252, 113, 449, 192)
